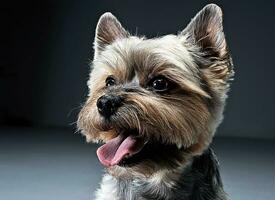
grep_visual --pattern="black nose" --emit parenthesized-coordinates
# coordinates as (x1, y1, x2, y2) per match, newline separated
(97, 95, 122, 117)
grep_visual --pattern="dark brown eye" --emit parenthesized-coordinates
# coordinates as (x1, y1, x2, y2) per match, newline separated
(150, 76, 169, 92)
(105, 76, 116, 87)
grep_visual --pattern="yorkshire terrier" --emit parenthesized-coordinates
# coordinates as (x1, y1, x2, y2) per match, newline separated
(78, 3, 234, 200)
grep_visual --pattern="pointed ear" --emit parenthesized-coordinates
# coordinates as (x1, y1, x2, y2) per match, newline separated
(94, 12, 129, 59)
(182, 4, 233, 84)
(181, 4, 227, 59)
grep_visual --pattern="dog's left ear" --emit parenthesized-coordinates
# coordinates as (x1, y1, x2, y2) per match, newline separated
(94, 12, 129, 59)
(182, 4, 227, 58)
(181, 4, 233, 82)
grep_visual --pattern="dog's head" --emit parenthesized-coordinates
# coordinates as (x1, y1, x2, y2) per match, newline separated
(78, 4, 233, 178)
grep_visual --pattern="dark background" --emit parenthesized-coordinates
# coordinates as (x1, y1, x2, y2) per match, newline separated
(2, 1, 275, 200)
(4, 0, 275, 138)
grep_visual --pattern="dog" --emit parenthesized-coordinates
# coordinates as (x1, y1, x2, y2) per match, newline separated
(77, 3, 234, 200)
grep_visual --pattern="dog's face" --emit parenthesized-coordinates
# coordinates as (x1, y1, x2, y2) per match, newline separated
(78, 4, 233, 177)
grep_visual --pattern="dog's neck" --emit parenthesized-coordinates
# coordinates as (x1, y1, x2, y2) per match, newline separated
(96, 149, 227, 200)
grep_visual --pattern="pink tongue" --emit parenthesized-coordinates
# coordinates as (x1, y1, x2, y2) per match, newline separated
(96, 134, 142, 167)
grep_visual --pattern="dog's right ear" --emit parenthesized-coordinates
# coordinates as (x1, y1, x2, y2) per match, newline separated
(94, 13, 129, 59)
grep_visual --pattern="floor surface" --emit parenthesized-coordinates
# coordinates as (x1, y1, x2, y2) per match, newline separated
(0, 128, 274, 200)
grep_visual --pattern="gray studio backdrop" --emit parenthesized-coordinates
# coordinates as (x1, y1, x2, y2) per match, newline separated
(7, 0, 275, 138)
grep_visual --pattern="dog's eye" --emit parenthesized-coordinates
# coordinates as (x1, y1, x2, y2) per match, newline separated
(105, 76, 116, 87)
(149, 77, 169, 92)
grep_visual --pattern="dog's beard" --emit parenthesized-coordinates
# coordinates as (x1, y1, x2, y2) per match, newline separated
(78, 90, 213, 176)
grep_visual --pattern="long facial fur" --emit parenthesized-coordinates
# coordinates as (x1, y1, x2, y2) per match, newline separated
(77, 4, 234, 178)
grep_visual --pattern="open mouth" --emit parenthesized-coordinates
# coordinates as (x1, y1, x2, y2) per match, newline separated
(96, 131, 147, 167)
(96, 130, 185, 168)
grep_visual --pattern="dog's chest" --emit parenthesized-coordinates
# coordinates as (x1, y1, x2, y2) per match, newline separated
(95, 174, 176, 200)
(94, 149, 227, 200)
(94, 175, 120, 200)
